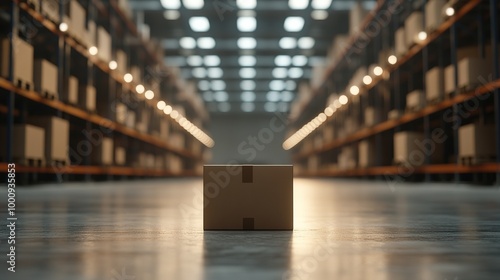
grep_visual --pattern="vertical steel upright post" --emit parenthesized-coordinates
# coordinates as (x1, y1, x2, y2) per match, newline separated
(7, 3, 19, 163)
(450, 22, 459, 183)
(490, 0, 500, 184)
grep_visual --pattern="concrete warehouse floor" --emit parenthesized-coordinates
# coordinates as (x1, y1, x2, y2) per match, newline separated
(0, 179, 499, 280)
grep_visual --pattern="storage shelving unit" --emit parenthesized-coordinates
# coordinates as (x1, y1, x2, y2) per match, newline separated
(288, 0, 500, 183)
(0, 0, 210, 182)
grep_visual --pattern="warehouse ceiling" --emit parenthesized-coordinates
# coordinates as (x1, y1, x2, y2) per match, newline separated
(129, 0, 376, 114)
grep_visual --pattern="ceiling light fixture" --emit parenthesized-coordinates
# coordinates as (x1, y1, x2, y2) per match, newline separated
(273, 68, 288, 79)
(237, 17, 257, 32)
(238, 37, 257, 49)
(292, 55, 308, 66)
(180, 37, 196, 49)
(289, 0, 309, 10)
(241, 91, 256, 102)
(161, 0, 181, 9)
(275, 55, 292, 66)
(237, 0, 256, 9)
(311, 10, 328, 20)
(189, 17, 210, 32)
(298, 37, 315, 49)
(311, 0, 332, 9)
(204, 55, 220, 66)
(240, 80, 256, 90)
(284, 17, 305, 32)
(183, 0, 204, 9)
(239, 68, 256, 78)
(198, 37, 216, 49)
(239, 55, 256, 66)
(241, 102, 255, 112)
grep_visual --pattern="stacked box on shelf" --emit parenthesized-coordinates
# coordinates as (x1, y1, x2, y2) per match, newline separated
(364, 107, 380, 127)
(97, 27, 111, 63)
(307, 155, 319, 172)
(41, 0, 59, 23)
(338, 146, 357, 170)
(82, 20, 96, 48)
(116, 102, 127, 124)
(78, 85, 96, 112)
(406, 90, 425, 112)
(91, 137, 114, 165)
(358, 140, 376, 168)
(425, 0, 447, 32)
(159, 118, 169, 139)
(68, 0, 86, 43)
(425, 67, 444, 103)
(395, 27, 406, 57)
(405, 11, 424, 47)
(115, 146, 126, 166)
(34, 59, 58, 100)
(349, 2, 367, 35)
(116, 50, 127, 74)
(444, 64, 455, 96)
(459, 123, 496, 164)
(388, 109, 403, 120)
(66, 76, 79, 105)
(0, 124, 44, 164)
(457, 57, 492, 91)
(125, 110, 136, 129)
(166, 154, 183, 174)
(28, 116, 69, 164)
(1, 37, 34, 90)
(393, 131, 424, 166)
(170, 132, 185, 150)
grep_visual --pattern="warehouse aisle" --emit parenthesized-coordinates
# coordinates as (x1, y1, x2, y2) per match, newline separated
(1, 179, 499, 280)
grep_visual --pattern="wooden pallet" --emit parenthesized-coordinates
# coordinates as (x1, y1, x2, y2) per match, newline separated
(41, 90, 58, 100)
(460, 156, 496, 166)
(15, 78, 32, 91)
(13, 157, 45, 167)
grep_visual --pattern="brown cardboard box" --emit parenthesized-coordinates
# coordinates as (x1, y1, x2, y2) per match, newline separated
(34, 59, 58, 99)
(395, 27, 407, 57)
(394, 131, 424, 166)
(425, 0, 446, 32)
(67, 76, 79, 105)
(364, 106, 379, 127)
(459, 123, 496, 160)
(86, 85, 96, 111)
(29, 116, 69, 163)
(92, 137, 113, 165)
(116, 50, 128, 74)
(1, 37, 34, 88)
(406, 90, 425, 111)
(405, 11, 424, 46)
(97, 27, 111, 62)
(0, 124, 45, 161)
(203, 165, 293, 230)
(116, 102, 127, 124)
(444, 64, 455, 95)
(457, 57, 492, 90)
(358, 140, 376, 168)
(425, 67, 444, 102)
(69, 0, 86, 42)
(41, 0, 59, 22)
(388, 109, 402, 120)
(115, 146, 126, 166)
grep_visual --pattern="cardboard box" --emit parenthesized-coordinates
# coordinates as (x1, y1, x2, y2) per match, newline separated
(28, 116, 69, 163)
(457, 57, 492, 90)
(349, 2, 367, 35)
(86, 85, 96, 111)
(83, 20, 96, 47)
(41, 0, 59, 22)
(92, 137, 113, 165)
(116, 50, 127, 74)
(0, 124, 44, 161)
(444, 64, 455, 95)
(425, 0, 446, 32)
(359, 140, 376, 168)
(203, 165, 293, 230)
(406, 90, 425, 111)
(395, 27, 407, 57)
(166, 154, 182, 173)
(125, 111, 136, 128)
(1, 37, 34, 89)
(116, 103, 127, 124)
(67, 76, 78, 105)
(393, 131, 424, 165)
(115, 146, 126, 165)
(405, 11, 424, 46)
(34, 59, 58, 99)
(69, 0, 86, 42)
(364, 106, 379, 127)
(338, 146, 357, 170)
(459, 123, 496, 160)
(97, 27, 111, 62)
(388, 109, 402, 120)
(425, 67, 444, 102)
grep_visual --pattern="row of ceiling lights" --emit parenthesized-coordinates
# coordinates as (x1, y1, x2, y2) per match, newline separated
(195, 79, 298, 92)
(162, 0, 333, 21)
(178, 36, 315, 50)
(74, 43, 215, 148)
(203, 91, 294, 103)
(209, 101, 290, 113)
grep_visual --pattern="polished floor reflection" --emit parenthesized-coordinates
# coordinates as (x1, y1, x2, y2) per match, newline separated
(0, 178, 499, 279)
